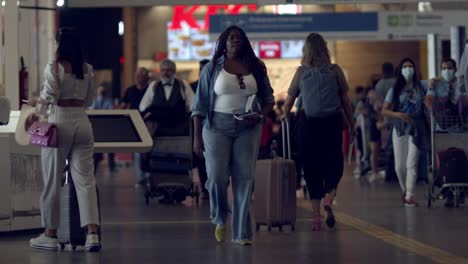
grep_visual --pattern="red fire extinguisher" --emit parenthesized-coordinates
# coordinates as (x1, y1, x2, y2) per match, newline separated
(19, 56, 29, 107)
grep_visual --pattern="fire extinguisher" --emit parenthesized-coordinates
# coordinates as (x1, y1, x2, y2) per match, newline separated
(19, 56, 29, 107)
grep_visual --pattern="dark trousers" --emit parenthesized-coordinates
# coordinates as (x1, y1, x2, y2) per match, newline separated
(301, 113, 343, 200)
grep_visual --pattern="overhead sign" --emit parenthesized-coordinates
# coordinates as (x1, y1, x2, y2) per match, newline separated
(258, 0, 453, 3)
(209, 11, 468, 41)
(210, 12, 378, 40)
(68, 0, 456, 7)
(169, 5, 257, 30)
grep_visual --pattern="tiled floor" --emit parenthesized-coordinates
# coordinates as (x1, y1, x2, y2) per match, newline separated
(1, 162, 467, 264)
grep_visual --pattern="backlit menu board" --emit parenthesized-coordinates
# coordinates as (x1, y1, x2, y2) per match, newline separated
(167, 20, 214, 61)
(281, 40, 304, 59)
(167, 21, 304, 61)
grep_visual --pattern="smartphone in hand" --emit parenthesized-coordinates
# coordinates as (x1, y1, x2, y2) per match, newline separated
(233, 112, 261, 121)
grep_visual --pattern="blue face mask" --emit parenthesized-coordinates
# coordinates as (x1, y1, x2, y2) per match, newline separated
(401, 67, 414, 80)
(441, 69, 455, 82)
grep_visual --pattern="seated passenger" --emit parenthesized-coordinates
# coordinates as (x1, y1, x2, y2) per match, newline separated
(422, 58, 461, 130)
(139, 59, 194, 136)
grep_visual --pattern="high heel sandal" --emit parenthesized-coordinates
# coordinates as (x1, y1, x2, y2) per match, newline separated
(323, 197, 336, 229)
(312, 215, 321, 231)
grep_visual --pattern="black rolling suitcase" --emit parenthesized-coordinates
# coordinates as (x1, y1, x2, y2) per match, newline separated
(58, 162, 101, 251)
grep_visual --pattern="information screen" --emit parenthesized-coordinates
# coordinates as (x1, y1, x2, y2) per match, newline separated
(89, 115, 141, 143)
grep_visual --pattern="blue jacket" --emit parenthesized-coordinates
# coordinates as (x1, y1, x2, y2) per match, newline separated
(191, 56, 275, 128)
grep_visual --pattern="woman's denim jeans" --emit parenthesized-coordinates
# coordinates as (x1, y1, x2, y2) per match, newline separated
(203, 112, 262, 241)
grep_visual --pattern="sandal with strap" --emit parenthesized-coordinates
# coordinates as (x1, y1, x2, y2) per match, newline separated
(324, 205, 336, 228)
(323, 197, 336, 229)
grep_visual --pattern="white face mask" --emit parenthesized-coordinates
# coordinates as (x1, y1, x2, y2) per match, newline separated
(441, 69, 455, 82)
(401, 67, 414, 80)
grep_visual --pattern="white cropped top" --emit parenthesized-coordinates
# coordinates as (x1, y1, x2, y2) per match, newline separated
(213, 69, 257, 114)
(37, 62, 95, 114)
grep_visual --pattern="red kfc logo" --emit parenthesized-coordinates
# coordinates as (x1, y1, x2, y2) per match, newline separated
(169, 5, 257, 30)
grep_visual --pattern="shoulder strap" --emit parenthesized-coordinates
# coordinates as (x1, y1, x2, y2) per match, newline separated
(334, 65, 346, 96)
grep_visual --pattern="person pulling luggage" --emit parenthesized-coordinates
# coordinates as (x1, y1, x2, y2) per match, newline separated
(282, 33, 354, 231)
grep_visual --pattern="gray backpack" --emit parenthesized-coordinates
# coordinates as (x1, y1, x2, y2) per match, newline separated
(300, 64, 342, 117)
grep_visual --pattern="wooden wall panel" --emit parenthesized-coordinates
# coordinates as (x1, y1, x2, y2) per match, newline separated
(335, 41, 421, 97)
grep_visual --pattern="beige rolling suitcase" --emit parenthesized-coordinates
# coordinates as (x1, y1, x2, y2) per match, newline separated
(255, 119, 296, 231)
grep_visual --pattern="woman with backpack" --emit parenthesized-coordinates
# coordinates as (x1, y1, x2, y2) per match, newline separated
(382, 58, 430, 207)
(282, 33, 354, 231)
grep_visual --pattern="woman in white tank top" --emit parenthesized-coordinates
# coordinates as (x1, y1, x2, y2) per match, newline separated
(192, 26, 275, 245)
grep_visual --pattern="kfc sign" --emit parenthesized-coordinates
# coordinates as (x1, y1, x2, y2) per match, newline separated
(170, 5, 257, 31)
(259, 41, 281, 59)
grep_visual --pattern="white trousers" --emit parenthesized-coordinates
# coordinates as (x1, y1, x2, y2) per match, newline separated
(40, 107, 99, 229)
(392, 128, 419, 200)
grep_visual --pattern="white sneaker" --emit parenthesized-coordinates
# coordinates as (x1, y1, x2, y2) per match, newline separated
(377, 171, 386, 180)
(85, 234, 101, 252)
(368, 174, 377, 183)
(29, 234, 58, 251)
(353, 167, 361, 179)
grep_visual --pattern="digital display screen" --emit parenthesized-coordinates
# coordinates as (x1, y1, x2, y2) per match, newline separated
(167, 21, 304, 61)
(88, 115, 141, 143)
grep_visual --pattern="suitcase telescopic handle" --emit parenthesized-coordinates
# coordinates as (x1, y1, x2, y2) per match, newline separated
(62, 158, 71, 185)
(282, 119, 291, 160)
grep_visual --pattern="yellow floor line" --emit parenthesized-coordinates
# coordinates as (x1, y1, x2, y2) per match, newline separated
(334, 211, 468, 264)
(295, 202, 467, 264)
(104, 211, 468, 264)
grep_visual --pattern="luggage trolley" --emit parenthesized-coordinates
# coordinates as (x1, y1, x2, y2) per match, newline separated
(142, 118, 199, 205)
(426, 108, 468, 208)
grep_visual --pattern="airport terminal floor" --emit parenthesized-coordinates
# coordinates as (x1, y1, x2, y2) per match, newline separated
(1, 162, 468, 264)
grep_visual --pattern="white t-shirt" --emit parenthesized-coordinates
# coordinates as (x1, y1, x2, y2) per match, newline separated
(213, 69, 257, 114)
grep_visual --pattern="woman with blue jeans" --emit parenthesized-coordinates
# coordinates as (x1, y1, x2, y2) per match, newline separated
(192, 26, 274, 245)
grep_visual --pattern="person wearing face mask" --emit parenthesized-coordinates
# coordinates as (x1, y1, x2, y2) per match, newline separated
(423, 58, 460, 130)
(382, 58, 430, 207)
(139, 59, 194, 136)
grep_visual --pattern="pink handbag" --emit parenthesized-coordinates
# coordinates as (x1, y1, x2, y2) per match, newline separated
(27, 62, 60, 148)
(27, 121, 59, 148)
